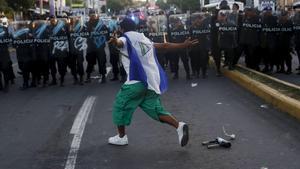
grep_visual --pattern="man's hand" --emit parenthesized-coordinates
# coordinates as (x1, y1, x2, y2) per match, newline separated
(183, 37, 199, 48)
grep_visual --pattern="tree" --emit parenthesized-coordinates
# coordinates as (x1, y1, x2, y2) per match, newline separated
(156, 0, 170, 10)
(107, 0, 132, 14)
(168, 0, 200, 12)
(6, 0, 35, 12)
(0, 0, 8, 12)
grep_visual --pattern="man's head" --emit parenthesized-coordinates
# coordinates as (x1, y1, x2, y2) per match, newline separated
(50, 15, 57, 25)
(232, 3, 239, 12)
(120, 17, 136, 33)
(89, 9, 98, 22)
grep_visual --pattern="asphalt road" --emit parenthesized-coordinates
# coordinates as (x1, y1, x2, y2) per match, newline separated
(0, 67, 300, 169)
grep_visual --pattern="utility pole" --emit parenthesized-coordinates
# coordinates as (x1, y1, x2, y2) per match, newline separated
(40, 0, 43, 15)
(50, 0, 55, 16)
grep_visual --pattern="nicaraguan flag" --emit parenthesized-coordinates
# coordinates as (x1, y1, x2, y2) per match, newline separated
(123, 32, 168, 94)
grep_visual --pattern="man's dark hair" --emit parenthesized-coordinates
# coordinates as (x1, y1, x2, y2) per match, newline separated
(120, 17, 136, 32)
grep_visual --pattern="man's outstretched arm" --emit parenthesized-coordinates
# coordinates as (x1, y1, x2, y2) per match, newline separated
(154, 38, 199, 50)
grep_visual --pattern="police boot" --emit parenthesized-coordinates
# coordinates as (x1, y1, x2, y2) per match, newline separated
(20, 82, 29, 90)
(186, 73, 191, 80)
(110, 74, 119, 81)
(3, 81, 9, 93)
(50, 75, 57, 86)
(85, 74, 91, 83)
(73, 76, 79, 85)
(173, 72, 178, 80)
(60, 76, 65, 87)
(101, 75, 106, 84)
(79, 76, 84, 85)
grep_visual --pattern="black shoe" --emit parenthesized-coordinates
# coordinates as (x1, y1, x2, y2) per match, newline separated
(186, 74, 191, 80)
(85, 78, 91, 83)
(50, 80, 57, 86)
(60, 77, 65, 87)
(216, 71, 222, 77)
(20, 84, 29, 90)
(296, 67, 300, 71)
(101, 76, 106, 84)
(73, 77, 78, 85)
(30, 83, 37, 88)
(173, 73, 178, 80)
(110, 76, 119, 81)
(285, 70, 292, 75)
(79, 76, 84, 85)
(120, 76, 126, 83)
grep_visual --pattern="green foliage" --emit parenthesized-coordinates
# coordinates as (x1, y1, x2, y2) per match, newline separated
(156, 0, 170, 10)
(107, 0, 132, 13)
(6, 0, 35, 12)
(167, 0, 200, 12)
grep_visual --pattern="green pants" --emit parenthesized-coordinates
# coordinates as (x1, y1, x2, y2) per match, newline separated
(113, 82, 171, 126)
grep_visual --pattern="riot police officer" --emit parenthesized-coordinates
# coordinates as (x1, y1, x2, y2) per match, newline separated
(277, 11, 293, 74)
(168, 15, 191, 80)
(49, 16, 69, 86)
(239, 8, 262, 70)
(33, 20, 51, 86)
(12, 21, 35, 90)
(0, 22, 12, 92)
(260, 7, 278, 73)
(69, 16, 88, 85)
(86, 10, 109, 83)
(189, 13, 211, 78)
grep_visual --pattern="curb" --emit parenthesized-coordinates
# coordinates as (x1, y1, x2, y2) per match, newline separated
(222, 66, 300, 121)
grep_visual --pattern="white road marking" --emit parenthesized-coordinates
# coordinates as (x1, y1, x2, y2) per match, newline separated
(65, 96, 97, 169)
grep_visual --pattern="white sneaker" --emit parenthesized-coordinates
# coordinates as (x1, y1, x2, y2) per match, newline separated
(177, 122, 189, 147)
(108, 134, 128, 146)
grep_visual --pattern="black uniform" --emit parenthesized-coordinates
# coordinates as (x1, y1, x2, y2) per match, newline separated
(12, 23, 35, 89)
(86, 19, 109, 83)
(49, 20, 69, 86)
(189, 13, 211, 78)
(239, 10, 262, 70)
(260, 12, 278, 72)
(211, 9, 222, 76)
(293, 12, 300, 73)
(277, 15, 293, 74)
(0, 26, 13, 91)
(217, 10, 238, 70)
(169, 15, 190, 79)
(33, 21, 51, 86)
(148, 15, 168, 70)
(69, 20, 89, 85)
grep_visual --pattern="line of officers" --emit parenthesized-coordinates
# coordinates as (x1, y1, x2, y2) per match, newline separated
(1, 7, 300, 93)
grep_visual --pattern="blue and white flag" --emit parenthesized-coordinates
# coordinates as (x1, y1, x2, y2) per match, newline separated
(123, 32, 168, 94)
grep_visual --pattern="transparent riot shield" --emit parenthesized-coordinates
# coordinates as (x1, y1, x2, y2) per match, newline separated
(190, 12, 211, 49)
(11, 21, 33, 47)
(260, 10, 279, 49)
(0, 24, 12, 47)
(216, 10, 238, 49)
(239, 8, 262, 46)
(88, 18, 109, 52)
(293, 11, 300, 40)
(32, 20, 50, 45)
(168, 14, 189, 43)
(49, 18, 69, 56)
(69, 16, 89, 57)
(147, 15, 168, 43)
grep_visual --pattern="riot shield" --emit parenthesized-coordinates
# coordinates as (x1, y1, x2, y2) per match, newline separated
(168, 14, 189, 43)
(88, 18, 109, 52)
(239, 8, 262, 46)
(69, 16, 89, 57)
(11, 21, 33, 47)
(11, 21, 34, 62)
(147, 15, 168, 43)
(293, 11, 300, 46)
(190, 12, 211, 49)
(32, 20, 50, 45)
(260, 10, 279, 49)
(216, 10, 238, 49)
(0, 24, 12, 47)
(49, 18, 69, 56)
